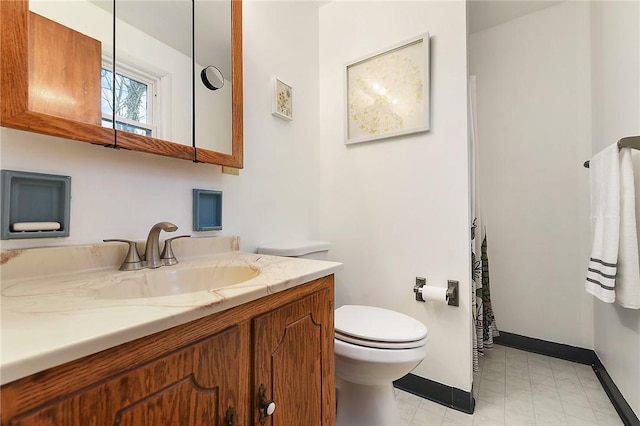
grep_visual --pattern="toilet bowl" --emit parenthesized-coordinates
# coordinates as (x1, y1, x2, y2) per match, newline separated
(257, 241, 429, 426)
(334, 304, 428, 426)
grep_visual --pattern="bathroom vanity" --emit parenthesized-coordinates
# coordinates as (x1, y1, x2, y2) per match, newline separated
(0, 237, 341, 425)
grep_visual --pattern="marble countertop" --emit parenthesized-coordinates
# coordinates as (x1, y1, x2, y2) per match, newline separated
(0, 236, 342, 385)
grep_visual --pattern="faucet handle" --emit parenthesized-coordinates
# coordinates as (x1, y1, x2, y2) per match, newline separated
(103, 239, 143, 271)
(161, 235, 191, 266)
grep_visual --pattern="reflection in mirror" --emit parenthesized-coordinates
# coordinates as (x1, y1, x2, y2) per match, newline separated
(112, 0, 193, 146)
(195, 0, 233, 155)
(28, 0, 113, 128)
(2, 0, 240, 166)
(201, 66, 225, 91)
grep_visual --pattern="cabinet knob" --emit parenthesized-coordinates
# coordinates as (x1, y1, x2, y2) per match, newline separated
(258, 384, 276, 424)
(262, 401, 276, 416)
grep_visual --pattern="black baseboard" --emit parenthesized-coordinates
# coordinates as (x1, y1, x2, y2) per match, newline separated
(393, 373, 475, 414)
(495, 331, 639, 426)
(494, 331, 596, 364)
(592, 357, 640, 426)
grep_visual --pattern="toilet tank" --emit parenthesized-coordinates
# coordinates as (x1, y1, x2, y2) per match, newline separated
(257, 240, 331, 260)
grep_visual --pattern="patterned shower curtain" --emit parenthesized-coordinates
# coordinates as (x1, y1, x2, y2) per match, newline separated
(469, 75, 499, 372)
(471, 220, 499, 372)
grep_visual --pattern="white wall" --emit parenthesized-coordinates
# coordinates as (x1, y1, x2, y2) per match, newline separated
(319, 1, 472, 391)
(0, 1, 321, 254)
(469, 2, 594, 348)
(591, 0, 640, 417)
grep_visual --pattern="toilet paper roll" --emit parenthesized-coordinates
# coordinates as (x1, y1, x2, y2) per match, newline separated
(419, 286, 448, 303)
(12, 222, 61, 232)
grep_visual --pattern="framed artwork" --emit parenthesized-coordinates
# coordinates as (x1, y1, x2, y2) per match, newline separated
(345, 33, 430, 144)
(272, 77, 293, 121)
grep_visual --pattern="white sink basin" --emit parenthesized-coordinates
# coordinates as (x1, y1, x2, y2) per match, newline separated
(95, 265, 259, 299)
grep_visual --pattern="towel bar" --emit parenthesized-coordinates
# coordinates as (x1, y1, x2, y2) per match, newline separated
(584, 136, 640, 168)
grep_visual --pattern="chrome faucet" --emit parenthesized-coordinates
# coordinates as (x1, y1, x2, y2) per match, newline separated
(104, 222, 189, 271)
(143, 221, 178, 268)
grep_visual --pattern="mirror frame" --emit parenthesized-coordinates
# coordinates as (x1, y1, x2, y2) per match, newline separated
(0, 0, 243, 168)
(193, 0, 243, 166)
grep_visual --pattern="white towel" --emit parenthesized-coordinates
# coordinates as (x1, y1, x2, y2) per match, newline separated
(585, 144, 640, 308)
(586, 144, 620, 303)
(616, 148, 640, 308)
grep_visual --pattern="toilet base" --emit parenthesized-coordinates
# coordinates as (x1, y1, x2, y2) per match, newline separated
(336, 379, 399, 426)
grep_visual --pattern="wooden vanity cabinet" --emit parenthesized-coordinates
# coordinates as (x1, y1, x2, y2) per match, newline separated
(0, 275, 335, 426)
(4, 327, 243, 426)
(254, 286, 335, 426)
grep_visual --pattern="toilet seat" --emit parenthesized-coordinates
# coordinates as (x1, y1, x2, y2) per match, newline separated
(335, 305, 428, 350)
(335, 331, 428, 349)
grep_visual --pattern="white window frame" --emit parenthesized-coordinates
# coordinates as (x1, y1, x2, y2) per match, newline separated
(101, 56, 161, 138)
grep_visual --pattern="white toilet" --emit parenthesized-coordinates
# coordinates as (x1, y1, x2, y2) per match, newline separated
(257, 241, 429, 426)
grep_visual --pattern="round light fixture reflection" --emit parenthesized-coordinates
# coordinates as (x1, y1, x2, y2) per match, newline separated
(201, 65, 224, 91)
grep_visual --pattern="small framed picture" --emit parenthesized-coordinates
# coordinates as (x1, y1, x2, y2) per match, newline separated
(272, 77, 293, 121)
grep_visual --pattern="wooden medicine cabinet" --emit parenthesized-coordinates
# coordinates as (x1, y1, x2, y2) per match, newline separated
(0, 0, 243, 168)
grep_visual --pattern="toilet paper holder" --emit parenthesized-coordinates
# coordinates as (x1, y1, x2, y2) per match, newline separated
(413, 277, 459, 307)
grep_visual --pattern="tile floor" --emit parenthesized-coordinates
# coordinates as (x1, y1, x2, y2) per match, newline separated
(394, 344, 624, 426)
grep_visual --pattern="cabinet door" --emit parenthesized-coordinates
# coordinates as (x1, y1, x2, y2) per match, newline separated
(6, 326, 241, 426)
(253, 288, 335, 425)
(29, 12, 102, 125)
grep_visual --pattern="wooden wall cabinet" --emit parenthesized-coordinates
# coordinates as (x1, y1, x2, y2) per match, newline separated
(0, 0, 243, 168)
(0, 276, 335, 426)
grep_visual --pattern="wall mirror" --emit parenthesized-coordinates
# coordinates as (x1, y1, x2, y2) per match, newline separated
(195, 0, 234, 158)
(0, 0, 243, 168)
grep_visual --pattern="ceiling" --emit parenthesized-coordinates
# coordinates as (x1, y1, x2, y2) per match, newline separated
(468, 0, 563, 33)
(90, 0, 564, 77)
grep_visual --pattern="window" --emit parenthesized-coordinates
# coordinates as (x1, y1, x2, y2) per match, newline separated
(100, 60, 159, 137)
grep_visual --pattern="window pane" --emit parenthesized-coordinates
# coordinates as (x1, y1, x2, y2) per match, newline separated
(101, 117, 151, 136)
(115, 121, 152, 136)
(113, 73, 148, 124)
(101, 67, 149, 124)
(101, 68, 115, 117)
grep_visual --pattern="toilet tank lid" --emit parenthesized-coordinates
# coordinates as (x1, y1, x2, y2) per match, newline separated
(257, 240, 331, 257)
